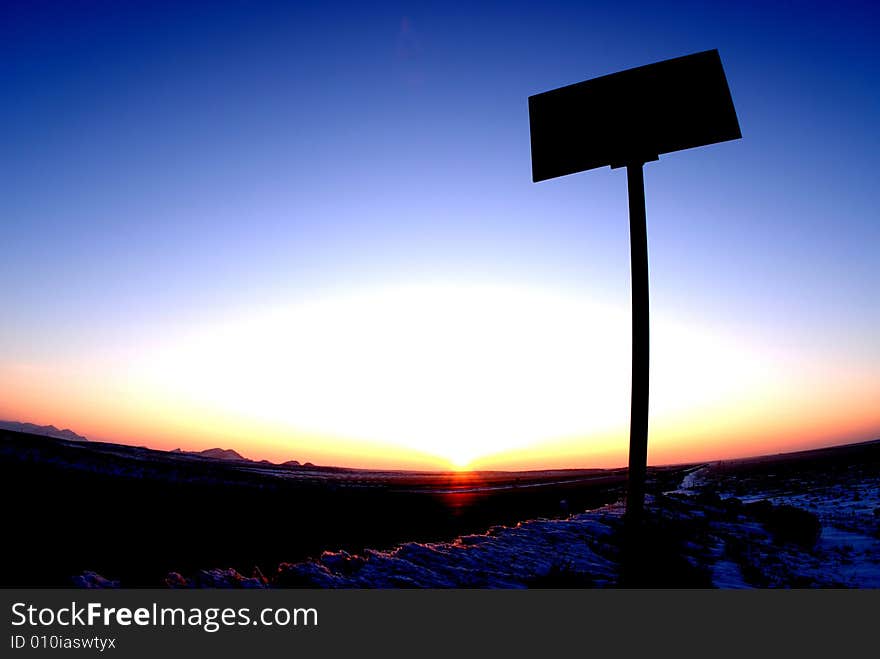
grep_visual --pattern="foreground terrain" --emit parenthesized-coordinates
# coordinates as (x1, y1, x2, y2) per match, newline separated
(2, 429, 878, 587)
(0, 429, 637, 587)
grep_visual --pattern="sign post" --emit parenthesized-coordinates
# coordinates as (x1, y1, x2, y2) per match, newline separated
(625, 160, 649, 523)
(528, 49, 741, 523)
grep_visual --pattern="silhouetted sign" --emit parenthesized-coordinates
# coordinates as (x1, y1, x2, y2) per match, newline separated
(528, 49, 741, 182)
(528, 49, 741, 527)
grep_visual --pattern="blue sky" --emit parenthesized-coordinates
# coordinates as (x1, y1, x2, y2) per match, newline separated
(1, 1, 878, 466)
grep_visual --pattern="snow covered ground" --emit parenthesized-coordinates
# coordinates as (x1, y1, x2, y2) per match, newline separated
(678, 462, 880, 588)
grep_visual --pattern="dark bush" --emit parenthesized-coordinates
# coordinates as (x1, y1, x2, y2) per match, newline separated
(746, 501, 821, 547)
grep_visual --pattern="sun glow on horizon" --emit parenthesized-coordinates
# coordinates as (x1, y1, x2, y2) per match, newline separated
(130, 284, 628, 467)
(118, 283, 798, 467)
(2, 282, 878, 470)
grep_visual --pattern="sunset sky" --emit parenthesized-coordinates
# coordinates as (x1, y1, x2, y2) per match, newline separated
(2, 1, 878, 470)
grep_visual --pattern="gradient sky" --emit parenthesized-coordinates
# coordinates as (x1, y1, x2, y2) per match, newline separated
(2, 0, 878, 470)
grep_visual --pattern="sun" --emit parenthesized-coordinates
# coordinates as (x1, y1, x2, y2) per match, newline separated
(448, 454, 474, 471)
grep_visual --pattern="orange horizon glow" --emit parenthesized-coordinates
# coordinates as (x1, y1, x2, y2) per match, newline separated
(2, 283, 878, 472)
(1, 386, 878, 472)
(1, 400, 877, 473)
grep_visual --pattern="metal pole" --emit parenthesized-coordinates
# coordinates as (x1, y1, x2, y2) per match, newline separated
(625, 161, 649, 524)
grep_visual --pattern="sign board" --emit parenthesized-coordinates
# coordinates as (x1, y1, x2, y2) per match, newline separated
(528, 49, 741, 182)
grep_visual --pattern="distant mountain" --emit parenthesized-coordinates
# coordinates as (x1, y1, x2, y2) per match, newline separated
(168, 447, 300, 464)
(193, 448, 247, 461)
(0, 420, 88, 442)
(0, 426, 290, 465)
